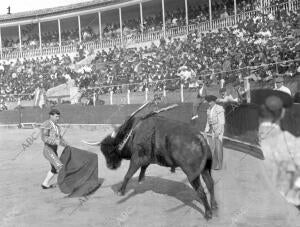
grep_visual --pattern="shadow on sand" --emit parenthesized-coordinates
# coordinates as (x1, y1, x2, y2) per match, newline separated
(111, 176, 206, 216)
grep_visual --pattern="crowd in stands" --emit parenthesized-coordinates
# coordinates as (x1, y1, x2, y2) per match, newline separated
(0, 1, 299, 103)
(75, 7, 300, 95)
(1, 0, 263, 51)
(0, 54, 73, 101)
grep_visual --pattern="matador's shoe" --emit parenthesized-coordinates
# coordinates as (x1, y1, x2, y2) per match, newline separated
(41, 184, 56, 189)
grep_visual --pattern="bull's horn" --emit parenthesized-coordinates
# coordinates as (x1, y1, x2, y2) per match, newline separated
(111, 125, 119, 138)
(81, 140, 101, 146)
(111, 130, 117, 138)
(129, 101, 150, 118)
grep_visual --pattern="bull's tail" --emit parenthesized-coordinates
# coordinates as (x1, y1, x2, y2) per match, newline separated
(198, 135, 212, 174)
(205, 157, 212, 175)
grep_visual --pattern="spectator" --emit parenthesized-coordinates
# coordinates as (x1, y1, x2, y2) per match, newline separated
(274, 76, 292, 95)
(218, 88, 238, 102)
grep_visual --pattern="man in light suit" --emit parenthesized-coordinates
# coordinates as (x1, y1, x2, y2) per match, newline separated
(204, 95, 225, 170)
(40, 109, 68, 189)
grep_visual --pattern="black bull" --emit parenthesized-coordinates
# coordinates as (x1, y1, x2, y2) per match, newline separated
(99, 114, 217, 220)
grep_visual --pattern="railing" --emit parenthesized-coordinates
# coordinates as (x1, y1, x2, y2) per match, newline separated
(166, 26, 188, 37)
(211, 15, 236, 30)
(189, 21, 211, 33)
(0, 0, 299, 60)
(263, 1, 289, 14)
(291, 0, 300, 10)
(141, 30, 163, 42)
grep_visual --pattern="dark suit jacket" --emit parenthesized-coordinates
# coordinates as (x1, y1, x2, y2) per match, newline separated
(197, 86, 207, 98)
(192, 93, 209, 131)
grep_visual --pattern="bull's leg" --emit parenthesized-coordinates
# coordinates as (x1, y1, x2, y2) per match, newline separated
(202, 170, 218, 213)
(190, 176, 212, 220)
(138, 165, 149, 183)
(118, 161, 140, 196)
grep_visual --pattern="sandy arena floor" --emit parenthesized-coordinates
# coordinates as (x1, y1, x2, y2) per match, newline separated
(0, 126, 300, 227)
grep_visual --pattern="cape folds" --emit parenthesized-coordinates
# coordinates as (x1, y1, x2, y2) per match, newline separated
(57, 146, 102, 197)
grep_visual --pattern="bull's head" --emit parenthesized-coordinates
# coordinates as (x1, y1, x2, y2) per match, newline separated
(100, 134, 122, 170)
(85, 102, 150, 170)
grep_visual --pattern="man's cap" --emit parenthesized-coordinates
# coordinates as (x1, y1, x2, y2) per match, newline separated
(251, 89, 293, 108)
(49, 108, 61, 115)
(205, 95, 218, 102)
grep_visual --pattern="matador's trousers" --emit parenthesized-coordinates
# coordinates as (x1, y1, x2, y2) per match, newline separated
(207, 133, 223, 170)
(43, 144, 63, 174)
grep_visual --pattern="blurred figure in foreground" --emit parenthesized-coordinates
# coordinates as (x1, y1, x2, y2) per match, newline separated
(258, 90, 300, 208)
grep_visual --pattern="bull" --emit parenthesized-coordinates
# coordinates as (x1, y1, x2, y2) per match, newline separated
(85, 106, 217, 220)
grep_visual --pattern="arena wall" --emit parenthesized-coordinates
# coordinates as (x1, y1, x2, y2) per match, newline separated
(0, 102, 195, 125)
(1, 102, 299, 139)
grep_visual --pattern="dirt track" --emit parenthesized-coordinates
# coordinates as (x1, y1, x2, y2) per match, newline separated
(0, 127, 300, 227)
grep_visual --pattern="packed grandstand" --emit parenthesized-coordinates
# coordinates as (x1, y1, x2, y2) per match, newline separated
(0, 0, 299, 107)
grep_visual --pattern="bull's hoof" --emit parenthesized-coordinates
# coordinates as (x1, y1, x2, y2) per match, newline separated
(116, 190, 125, 196)
(211, 202, 218, 212)
(204, 210, 213, 220)
(138, 177, 145, 183)
(211, 204, 218, 217)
